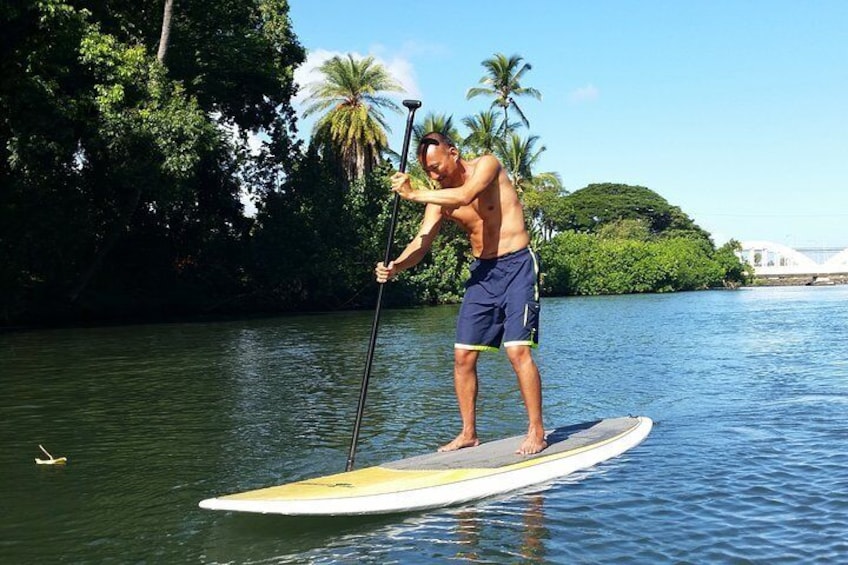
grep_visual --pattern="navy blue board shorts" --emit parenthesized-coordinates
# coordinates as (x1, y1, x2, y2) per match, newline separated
(455, 247, 541, 352)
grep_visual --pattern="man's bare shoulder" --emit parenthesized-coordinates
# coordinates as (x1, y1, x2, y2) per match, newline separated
(466, 153, 501, 168)
(463, 154, 502, 188)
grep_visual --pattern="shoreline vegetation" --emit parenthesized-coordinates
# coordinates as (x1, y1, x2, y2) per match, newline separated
(1, 2, 752, 330)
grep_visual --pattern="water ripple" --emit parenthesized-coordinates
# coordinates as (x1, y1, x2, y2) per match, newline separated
(2, 288, 848, 563)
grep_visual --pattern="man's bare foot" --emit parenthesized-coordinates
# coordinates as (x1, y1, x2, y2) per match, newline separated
(516, 433, 547, 455)
(438, 434, 480, 452)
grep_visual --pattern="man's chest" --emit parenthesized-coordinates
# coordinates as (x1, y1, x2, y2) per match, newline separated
(442, 203, 484, 230)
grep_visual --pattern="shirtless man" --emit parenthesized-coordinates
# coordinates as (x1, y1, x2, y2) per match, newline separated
(375, 132, 547, 455)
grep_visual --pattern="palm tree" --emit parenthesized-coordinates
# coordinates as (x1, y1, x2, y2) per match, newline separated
(413, 112, 460, 149)
(466, 53, 541, 136)
(303, 54, 403, 181)
(462, 109, 505, 155)
(399, 112, 461, 190)
(495, 132, 546, 192)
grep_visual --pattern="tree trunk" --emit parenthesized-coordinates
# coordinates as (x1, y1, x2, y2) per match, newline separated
(157, 0, 174, 63)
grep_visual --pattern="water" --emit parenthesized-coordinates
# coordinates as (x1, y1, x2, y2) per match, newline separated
(2, 286, 847, 563)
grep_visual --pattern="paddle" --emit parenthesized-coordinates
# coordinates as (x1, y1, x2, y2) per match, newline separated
(346, 99, 422, 472)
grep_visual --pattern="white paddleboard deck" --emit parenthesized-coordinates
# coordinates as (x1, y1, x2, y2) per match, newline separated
(199, 416, 652, 516)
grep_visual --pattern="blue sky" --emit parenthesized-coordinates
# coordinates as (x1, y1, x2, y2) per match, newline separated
(287, 1, 847, 249)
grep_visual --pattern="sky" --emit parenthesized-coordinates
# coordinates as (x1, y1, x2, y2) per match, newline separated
(286, 0, 847, 249)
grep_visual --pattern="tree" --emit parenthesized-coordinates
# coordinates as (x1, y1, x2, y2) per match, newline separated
(522, 172, 567, 242)
(462, 109, 504, 155)
(538, 232, 738, 296)
(495, 132, 545, 191)
(0, 0, 305, 325)
(413, 112, 460, 148)
(596, 218, 653, 241)
(251, 144, 355, 308)
(560, 183, 711, 241)
(303, 54, 402, 181)
(714, 239, 753, 288)
(68, 27, 217, 302)
(466, 53, 541, 136)
(151, 0, 305, 132)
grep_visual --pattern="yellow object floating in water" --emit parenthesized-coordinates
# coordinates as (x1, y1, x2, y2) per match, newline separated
(35, 444, 67, 465)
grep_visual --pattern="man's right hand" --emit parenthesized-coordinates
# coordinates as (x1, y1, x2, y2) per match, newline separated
(375, 261, 396, 283)
(390, 172, 415, 201)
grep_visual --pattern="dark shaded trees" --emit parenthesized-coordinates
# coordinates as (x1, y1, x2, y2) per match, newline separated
(0, 1, 304, 324)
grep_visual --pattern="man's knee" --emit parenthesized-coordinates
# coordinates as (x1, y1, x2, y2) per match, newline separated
(454, 348, 478, 372)
(506, 345, 534, 368)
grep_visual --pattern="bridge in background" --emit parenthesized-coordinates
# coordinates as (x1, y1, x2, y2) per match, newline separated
(737, 241, 848, 284)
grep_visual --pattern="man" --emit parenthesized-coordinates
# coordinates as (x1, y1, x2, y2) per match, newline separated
(375, 132, 546, 455)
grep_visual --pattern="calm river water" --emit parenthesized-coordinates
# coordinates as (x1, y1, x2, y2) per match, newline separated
(2, 286, 847, 563)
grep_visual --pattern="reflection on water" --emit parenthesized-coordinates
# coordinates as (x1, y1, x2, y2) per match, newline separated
(435, 494, 551, 564)
(441, 494, 548, 563)
(264, 491, 553, 564)
(2, 287, 848, 563)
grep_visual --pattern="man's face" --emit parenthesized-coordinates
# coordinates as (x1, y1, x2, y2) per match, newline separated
(421, 144, 459, 187)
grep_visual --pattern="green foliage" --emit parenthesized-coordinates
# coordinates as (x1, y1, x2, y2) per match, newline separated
(596, 218, 653, 242)
(412, 113, 461, 150)
(534, 184, 749, 294)
(396, 222, 469, 306)
(0, 0, 303, 324)
(462, 109, 503, 156)
(560, 183, 711, 242)
(494, 132, 545, 191)
(714, 239, 754, 288)
(79, 27, 214, 178)
(348, 170, 469, 308)
(248, 156, 469, 311)
(521, 172, 566, 242)
(538, 231, 747, 296)
(251, 146, 356, 308)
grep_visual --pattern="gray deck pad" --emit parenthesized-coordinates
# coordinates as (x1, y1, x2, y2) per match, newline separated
(384, 417, 638, 471)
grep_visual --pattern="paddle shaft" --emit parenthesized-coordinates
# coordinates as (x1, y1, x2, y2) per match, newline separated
(346, 99, 422, 472)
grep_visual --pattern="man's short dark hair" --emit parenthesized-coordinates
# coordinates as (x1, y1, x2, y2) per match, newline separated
(417, 132, 456, 163)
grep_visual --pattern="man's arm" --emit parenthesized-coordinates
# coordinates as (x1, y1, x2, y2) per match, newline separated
(392, 154, 501, 207)
(376, 204, 443, 282)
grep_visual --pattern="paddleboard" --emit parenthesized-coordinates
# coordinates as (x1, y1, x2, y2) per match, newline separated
(199, 415, 652, 516)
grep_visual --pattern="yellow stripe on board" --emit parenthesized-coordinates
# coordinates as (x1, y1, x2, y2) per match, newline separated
(222, 467, 493, 501)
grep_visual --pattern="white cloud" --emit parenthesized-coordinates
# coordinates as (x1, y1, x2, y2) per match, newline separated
(570, 84, 599, 103)
(292, 48, 336, 105)
(384, 55, 420, 99)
